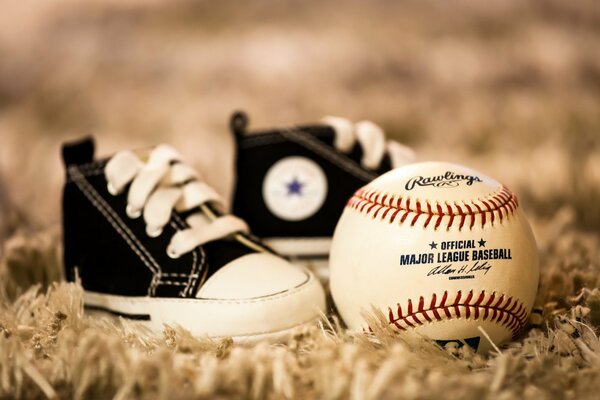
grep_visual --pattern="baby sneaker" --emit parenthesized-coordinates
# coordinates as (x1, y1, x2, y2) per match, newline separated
(61, 137, 325, 342)
(230, 112, 415, 280)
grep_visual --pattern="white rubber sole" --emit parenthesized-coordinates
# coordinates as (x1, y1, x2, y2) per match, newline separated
(83, 273, 326, 344)
(86, 304, 321, 344)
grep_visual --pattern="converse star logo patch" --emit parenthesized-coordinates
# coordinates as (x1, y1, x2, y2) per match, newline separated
(262, 156, 328, 221)
(286, 177, 304, 196)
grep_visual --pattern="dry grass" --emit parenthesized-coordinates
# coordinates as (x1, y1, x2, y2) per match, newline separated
(0, 0, 599, 398)
(1, 224, 600, 399)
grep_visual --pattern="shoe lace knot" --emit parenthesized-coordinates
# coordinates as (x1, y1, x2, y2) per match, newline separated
(105, 144, 248, 259)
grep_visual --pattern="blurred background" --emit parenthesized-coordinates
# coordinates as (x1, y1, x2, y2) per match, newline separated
(0, 0, 599, 246)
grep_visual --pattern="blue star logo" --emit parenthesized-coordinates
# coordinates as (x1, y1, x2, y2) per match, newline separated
(429, 241, 438, 250)
(478, 238, 486, 247)
(286, 177, 304, 196)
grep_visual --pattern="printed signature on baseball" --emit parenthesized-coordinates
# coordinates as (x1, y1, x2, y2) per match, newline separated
(427, 260, 492, 280)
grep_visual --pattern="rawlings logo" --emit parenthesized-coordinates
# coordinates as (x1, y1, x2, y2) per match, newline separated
(405, 171, 482, 191)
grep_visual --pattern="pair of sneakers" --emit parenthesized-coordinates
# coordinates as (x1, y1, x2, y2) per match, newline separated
(61, 111, 415, 341)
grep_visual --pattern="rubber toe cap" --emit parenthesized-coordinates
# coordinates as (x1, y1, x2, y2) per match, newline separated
(194, 253, 326, 340)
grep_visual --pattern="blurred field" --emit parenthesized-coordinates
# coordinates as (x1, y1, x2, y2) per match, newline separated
(1, 0, 599, 241)
(0, 1, 599, 398)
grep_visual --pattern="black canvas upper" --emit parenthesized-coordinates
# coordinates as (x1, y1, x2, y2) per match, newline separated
(231, 111, 393, 239)
(62, 137, 261, 299)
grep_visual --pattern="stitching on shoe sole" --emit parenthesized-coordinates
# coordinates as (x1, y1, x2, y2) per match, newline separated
(85, 269, 316, 304)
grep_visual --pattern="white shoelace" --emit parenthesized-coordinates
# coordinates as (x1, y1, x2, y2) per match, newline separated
(321, 116, 415, 170)
(104, 145, 248, 259)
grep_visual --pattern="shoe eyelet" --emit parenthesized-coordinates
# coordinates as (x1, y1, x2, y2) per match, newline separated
(167, 246, 181, 259)
(107, 182, 119, 196)
(126, 205, 141, 219)
(146, 226, 163, 238)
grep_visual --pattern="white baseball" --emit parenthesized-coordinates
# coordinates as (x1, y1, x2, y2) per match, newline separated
(330, 161, 539, 353)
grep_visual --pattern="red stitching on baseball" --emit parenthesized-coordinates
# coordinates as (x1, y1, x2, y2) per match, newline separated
(400, 211, 410, 223)
(386, 290, 528, 340)
(348, 186, 518, 231)
(381, 206, 391, 221)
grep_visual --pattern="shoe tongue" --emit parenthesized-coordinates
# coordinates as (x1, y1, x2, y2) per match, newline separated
(184, 208, 213, 230)
(178, 201, 222, 222)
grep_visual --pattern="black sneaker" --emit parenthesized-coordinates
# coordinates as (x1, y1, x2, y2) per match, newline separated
(231, 112, 415, 279)
(61, 137, 325, 342)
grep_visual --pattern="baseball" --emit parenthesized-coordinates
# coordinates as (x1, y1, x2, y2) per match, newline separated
(330, 161, 539, 353)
